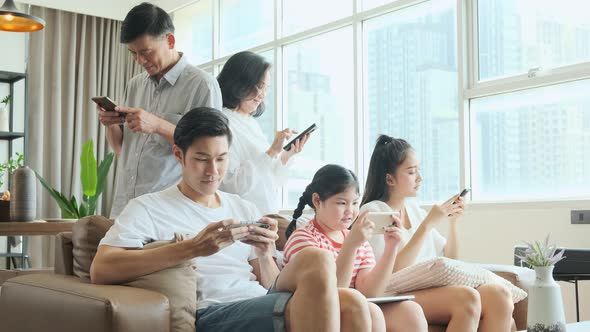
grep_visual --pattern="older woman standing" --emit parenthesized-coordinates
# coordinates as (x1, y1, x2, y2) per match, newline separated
(217, 51, 311, 214)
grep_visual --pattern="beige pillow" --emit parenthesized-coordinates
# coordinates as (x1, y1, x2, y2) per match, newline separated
(72, 215, 114, 280)
(124, 233, 197, 332)
(384, 257, 527, 303)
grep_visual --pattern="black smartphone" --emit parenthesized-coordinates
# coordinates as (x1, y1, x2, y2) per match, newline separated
(224, 222, 270, 230)
(459, 188, 471, 198)
(91, 96, 118, 112)
(283, 123, 318, 151)
(452, 188, 470, 204)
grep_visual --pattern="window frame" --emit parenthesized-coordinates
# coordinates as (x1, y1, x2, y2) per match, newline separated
(173, 0, 590, 207)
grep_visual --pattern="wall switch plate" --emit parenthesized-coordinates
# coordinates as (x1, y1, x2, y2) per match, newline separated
(571, 210, 590, 224)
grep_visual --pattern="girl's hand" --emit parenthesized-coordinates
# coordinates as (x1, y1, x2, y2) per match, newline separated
(423, 194, 463, 228)
(448, 197, 465, 222)
(383, 215, 403, 250)
(280, 133, 311, 164)
(267, 128, 296, 157)
(347, 210, 374, 248)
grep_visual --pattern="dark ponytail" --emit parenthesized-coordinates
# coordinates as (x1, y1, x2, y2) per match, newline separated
(286, 164, 359, 239)
(361, 135, 413, 206)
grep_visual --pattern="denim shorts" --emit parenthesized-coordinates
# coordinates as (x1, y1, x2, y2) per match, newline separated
(196, 286, 292, 332)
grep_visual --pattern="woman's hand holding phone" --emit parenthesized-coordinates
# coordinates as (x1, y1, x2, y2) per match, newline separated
(267, 128, 296, 157)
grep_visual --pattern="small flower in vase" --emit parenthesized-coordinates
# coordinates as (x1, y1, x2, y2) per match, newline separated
(517, 234, 567, 332)
(515, 234, 566, 268)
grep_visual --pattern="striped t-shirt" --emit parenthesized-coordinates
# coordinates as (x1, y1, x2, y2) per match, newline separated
(282, 218, 376, 288)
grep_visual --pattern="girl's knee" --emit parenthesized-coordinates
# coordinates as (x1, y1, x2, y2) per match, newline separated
(479, 284, 514, 313)
(452, 286, 482, 317)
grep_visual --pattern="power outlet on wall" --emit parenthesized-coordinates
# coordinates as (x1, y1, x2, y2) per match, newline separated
(571, 210, 590, 224)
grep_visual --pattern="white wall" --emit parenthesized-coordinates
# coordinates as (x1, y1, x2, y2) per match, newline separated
(438, 201, 590, 323)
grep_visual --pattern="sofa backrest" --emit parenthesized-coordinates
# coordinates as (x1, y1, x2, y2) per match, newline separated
(55, 232, 74, 276)
(72, 215, 115, 280)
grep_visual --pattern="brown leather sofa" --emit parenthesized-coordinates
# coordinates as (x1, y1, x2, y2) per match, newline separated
(0, 216, 534, 332)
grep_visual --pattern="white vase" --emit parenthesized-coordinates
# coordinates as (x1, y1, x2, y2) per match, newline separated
(526, 266, 566, 332)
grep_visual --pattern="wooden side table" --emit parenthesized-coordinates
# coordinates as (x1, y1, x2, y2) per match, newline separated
(0, 220, 75, 269)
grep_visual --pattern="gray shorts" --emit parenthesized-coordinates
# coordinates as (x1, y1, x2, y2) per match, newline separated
(196, 285, 292, 332)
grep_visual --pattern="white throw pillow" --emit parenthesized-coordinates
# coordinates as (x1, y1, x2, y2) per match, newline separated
(385, 257, 527, 303)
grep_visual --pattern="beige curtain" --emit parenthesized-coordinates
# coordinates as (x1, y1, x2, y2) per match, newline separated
(25, 6, 141, 268)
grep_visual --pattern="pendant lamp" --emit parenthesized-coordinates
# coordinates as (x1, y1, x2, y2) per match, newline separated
(0, 0, 45, 32)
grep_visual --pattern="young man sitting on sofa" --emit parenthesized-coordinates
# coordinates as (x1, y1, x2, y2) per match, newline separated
(90, 107, 380, 331)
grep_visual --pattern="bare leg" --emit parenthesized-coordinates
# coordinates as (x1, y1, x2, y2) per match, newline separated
(477, 284, 513, 332)
(339, 288, 380, 332)
(378, 300, 428, 332)
(401, 286, 481, 332)
(276, 248, 341, 331)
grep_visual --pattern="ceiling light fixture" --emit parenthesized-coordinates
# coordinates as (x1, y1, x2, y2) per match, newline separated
(0, 0, 45, 32)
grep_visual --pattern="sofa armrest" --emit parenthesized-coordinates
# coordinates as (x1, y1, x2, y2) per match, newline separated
(0, 274, 170, 332)
(477, 264, 535, 330)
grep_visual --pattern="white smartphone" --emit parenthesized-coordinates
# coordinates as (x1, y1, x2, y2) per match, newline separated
(368, 211, 400, 235)
(366, 295, 415, 304)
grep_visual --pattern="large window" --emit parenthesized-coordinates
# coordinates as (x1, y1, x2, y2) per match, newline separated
(219, 0, 274, 56)
(478, 0, 590, 81)
(174, 0, 590, 207)
(282, 0, 352, 36)
(283, 28, 355, 206)
(471, 80, 590, 201)
(174, 0, 213, 65)
(364, 0, 458, 202)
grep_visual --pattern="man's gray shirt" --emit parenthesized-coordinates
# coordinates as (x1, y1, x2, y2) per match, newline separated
(110, 55, 222, 218)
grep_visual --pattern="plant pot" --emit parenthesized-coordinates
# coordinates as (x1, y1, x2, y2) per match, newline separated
(527, 266, 566, 332)
(0, 200, 10, 222)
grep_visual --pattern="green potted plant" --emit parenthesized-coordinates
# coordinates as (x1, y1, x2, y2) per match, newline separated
(0, 94, 11, 131)
(0, 152, 24, 221)
(35, 139, 114, 219)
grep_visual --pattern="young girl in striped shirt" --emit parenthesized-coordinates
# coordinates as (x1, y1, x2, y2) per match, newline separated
(283, 164, 427, 332)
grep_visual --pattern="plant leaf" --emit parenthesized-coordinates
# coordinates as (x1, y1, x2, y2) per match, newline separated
(88, 151, 114, 215)
(34, 171, 77, 217)
(79, 201, 88, 218)
(80, 140, 98, 197)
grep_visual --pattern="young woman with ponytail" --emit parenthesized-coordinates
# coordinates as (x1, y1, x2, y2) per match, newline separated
(283, 164, 428, 332)
(360, 134, 515, 332)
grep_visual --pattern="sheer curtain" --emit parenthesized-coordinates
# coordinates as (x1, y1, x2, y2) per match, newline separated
(25, 6, 141, 268)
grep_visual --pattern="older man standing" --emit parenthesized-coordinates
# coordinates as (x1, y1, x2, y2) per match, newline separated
(97, 2, 222, 217)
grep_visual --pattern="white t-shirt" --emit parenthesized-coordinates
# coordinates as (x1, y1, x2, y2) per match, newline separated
(100, 185, 269, 310)
(360, 199, 447, 263)
(219, 108, 293, 215)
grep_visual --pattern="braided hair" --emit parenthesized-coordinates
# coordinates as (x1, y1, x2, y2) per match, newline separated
(286, 164, 359, 239)
(361, 135, 413, 206)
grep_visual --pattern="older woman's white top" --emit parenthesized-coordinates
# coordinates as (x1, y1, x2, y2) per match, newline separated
(360, 199, 447, 263)
(219, 108, 292, 214)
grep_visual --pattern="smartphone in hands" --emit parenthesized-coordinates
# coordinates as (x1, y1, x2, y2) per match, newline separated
(224, 221, 270, 230)
(453, 188, 470, 204)
(92, 96, 119, 113)
(368, 212, 400, 235)
(283, 123, 317, 151)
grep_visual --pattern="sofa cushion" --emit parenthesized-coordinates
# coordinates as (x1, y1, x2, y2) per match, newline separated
(384, 257, 528, 303)
(124, 233, 197, 332)
(72, 215, 114, 280)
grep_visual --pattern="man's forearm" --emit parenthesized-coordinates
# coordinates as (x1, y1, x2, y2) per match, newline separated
(156, 119, 176, 145)
(256, 255, 280, 288)
(106, 125, 123, 156)
(90, 241, 196, 285)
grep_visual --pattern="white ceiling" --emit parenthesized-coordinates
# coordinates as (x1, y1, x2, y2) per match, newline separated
(16, 0, 197, 21)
